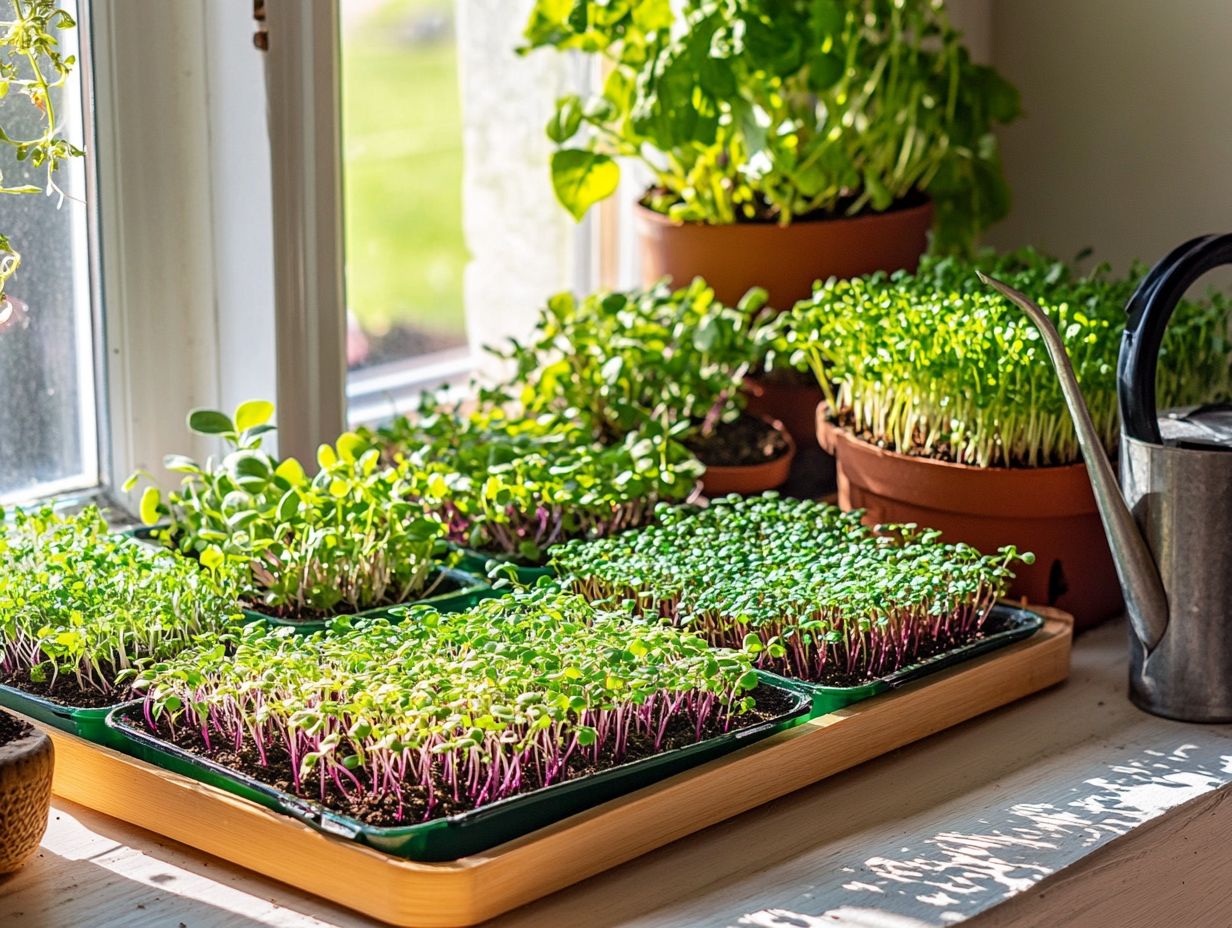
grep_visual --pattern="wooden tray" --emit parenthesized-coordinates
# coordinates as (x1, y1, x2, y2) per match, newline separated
(36, 608, 1072, 928)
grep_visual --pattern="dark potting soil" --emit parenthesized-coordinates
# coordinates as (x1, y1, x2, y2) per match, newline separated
(0, 671, 125, 710)
(0, 711, 30, 747)
(242, 571, 465, 623)
(687, 414, 790, 468)
(750, 365, 817, 388)
(129, 685, 801, 829)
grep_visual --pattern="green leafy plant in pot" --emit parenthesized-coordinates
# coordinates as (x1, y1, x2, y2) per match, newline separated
(494, 278, 795, 495)
(522, 0, 1020, 309)
(782, 249, 1232, 627)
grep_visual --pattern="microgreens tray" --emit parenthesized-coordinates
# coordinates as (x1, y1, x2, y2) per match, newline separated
(0, 683, 118, 745)
(106, 672, 810, 862)
(779, 604, 1044, 716)
(450, 546, 554, 586)
(248, 566, 494, 633)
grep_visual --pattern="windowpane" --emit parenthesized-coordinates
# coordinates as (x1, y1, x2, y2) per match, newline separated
(341, 0, 469, 373)
(0, 1, 97, 503)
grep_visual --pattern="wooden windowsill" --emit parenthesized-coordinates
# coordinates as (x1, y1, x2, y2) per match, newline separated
(4, 618, 1231, 928)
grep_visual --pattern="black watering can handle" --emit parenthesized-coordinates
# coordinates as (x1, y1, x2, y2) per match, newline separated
(1119, 233, 1232, 444)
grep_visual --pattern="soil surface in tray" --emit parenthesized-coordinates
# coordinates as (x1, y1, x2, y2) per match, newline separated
(0, 711, 30, 746)
(244, 571, 465, 623)
(1, 672, 124, 710)
(126, 685, 800, 829)
(687, 413, 790, 468)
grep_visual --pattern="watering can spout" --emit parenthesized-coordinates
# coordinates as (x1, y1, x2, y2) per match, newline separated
(978, 272, 1170, 652)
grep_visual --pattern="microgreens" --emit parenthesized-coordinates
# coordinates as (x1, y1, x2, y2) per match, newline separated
(131, 588, 763, 822)
(131, 402, 448, 621)
(373, 399, 701, 566)
(0, 506, 240, 700)
(493, 278, 779, 446)
(551, 493, 1027, 684)
(782, 249, 1232, 467)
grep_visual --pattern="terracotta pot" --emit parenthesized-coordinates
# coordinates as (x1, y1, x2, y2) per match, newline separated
(636, 199, 933, 309)
(816, 407, 1122, 631)
(744, 376, 825, 449)
(700, 419, 796, 497)
(0, 712, 54, 874)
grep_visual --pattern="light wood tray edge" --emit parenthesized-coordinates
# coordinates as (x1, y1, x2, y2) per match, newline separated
(40, 608, 1073, 927)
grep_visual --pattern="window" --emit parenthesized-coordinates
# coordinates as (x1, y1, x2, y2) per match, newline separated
(0, 0, 98, 504)
(334, 0, 590, 425)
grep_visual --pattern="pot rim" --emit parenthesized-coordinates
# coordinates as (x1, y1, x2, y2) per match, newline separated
(702, 415, 797, 475)
(0, 712, 51, 765)
(633, 196, 934, 231)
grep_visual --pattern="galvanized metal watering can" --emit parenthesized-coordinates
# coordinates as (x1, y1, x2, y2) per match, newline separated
(981, 234, 1232, 723)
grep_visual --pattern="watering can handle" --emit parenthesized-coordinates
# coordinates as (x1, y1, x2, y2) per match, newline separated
(1120, 233, 1232, 444)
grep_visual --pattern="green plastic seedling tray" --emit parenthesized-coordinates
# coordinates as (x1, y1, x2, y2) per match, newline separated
(0, 682, 120, 746)
(249, 567, 496, 633)
(105, 672, 810, 862)
(451, 546, 554, 586)
(779, 604, 1045, 717)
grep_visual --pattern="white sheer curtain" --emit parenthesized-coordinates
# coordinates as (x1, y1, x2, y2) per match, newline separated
(457, 0, 589, 376)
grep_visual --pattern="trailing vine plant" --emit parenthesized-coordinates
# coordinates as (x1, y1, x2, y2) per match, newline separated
(0, 0, 83, 307)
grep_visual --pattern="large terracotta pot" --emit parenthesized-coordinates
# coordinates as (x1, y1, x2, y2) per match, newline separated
(635, 199, 933, 309)
(0, 711, 54, 874)
(700, 419, 796, 497)
(817, 407, 1122, 631)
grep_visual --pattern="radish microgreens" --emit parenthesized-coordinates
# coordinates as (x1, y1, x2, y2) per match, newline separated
(551, 493, 1028, 684)
(784, 249, 1232, 467)
(131, 588, 764, 822)
(375, 401, 701, 566)
(131, 402, 448, 621)
(0, 506, 240, 700)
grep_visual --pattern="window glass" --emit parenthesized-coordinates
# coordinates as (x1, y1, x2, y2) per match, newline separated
(341, 0, 469, 373)
(0, 0, 97, 503)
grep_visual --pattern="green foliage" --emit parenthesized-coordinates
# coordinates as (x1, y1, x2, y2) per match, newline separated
(371, 398, 701, 565)
(522, 0, 1019, 252)
(494, 278, 779, 445)
(132, 587, 763, 819)
(0, 0, 83, 298)
(133, 402, 448, 621)
(0, 506, 240, 698)
(782, 249, 1232, 467)
(551, 493, 1027, 683)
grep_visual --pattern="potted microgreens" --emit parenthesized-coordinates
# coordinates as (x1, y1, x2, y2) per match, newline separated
(783, 250, 1232, 627)
(496, 278, 794, 495)
(0, 708, 52, 875)
(131, 402, 486, 629)
(0, 505, 241, 741)
(371, 397, 701, 579)
(521, 0, 1020, 308)
(110, 587, 808, 860)
(552, 492, 1039, 712)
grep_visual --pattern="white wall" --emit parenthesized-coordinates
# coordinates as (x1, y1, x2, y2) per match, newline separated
(985, 0, 1232, 274)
